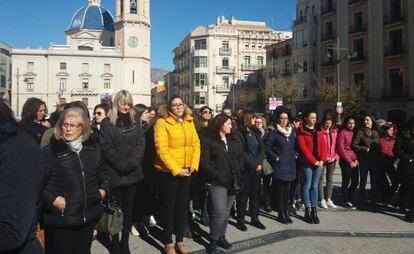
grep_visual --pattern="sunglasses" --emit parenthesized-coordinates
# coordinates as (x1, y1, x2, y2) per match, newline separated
(202, 110, 212, 114)
(94, 112, 102, 116)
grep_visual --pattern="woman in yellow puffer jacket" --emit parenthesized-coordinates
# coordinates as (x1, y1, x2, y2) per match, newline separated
(154, 96, 200, 254)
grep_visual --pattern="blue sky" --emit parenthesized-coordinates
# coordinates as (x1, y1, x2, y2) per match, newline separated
(0, 0, 295, 71)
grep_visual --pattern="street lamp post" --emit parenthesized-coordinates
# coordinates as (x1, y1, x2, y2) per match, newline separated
(325, 36, 356, 123)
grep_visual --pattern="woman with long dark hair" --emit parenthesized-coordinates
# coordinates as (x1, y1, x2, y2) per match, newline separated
(337, 115, 359, 209)
(154, 96, 200, 254)
(195, 105, 214, 226)
(99, 90, 145, 253)
(0, 99, 45, 254)
(265, 108, 296, 224)
(351, 114, 380, 207)
(20, 97, 50, 144)
(201, 114, 243, 253)
(235, 110, 266, 231)
(297, 110, 327, 224)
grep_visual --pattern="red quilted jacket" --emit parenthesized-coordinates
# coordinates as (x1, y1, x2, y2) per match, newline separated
(296, 124, 328, 165)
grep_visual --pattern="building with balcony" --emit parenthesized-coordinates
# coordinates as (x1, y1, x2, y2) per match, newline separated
(292, 0, 321, 113)
(318, 0, 414, 121)
(0, 42, 12, 101)
(265, 39, 294, 111)
(172, 16, 292, 111)
(10, 0, 151, 116)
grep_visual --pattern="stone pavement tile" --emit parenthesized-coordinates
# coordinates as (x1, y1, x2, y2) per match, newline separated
(238, 237, 414, 254)
(91, 208, 414, 254)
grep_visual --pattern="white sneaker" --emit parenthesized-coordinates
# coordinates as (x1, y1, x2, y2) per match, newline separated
(130, 225, 139, 236)
(327, 199, 337, 209)
(149, 215, 157, 227)
(320, 199, 328, 209)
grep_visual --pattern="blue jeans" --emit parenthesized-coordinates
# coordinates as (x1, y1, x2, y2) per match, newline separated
(302, 164, 322, 208)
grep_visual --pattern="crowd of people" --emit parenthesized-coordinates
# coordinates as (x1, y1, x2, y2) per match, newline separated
(1, 91, 414, 254)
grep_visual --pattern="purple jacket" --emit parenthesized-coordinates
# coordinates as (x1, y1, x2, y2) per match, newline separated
(337, 128, 357, 164)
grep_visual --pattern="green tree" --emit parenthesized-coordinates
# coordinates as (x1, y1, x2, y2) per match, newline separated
(316, 82, 367, 114)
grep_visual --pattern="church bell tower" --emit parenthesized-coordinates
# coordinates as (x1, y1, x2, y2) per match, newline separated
(114, 0, 151, 105)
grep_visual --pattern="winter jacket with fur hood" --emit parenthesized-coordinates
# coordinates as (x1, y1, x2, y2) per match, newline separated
(154, 105, 201, 176)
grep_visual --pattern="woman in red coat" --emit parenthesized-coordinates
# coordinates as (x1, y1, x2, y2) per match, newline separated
(297, 110, 328, 224)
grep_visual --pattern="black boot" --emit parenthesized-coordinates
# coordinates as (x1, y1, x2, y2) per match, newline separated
(207, 240, 218, 254)
(120, 230, 131, 254)
(236, 221, 248, 231)
(304, 208, 314, 224)
(109, 234, 121, 254)
(251, 218, 266, 230)
(284, 208, 293, 224)
(217, 235, 232, 249)
(278, 210, 288, 224)
(311, 207, 320, 224)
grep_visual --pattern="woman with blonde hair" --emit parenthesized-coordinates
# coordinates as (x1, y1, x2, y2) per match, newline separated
(154, 96, 200, 254)
(99, 90, 145, 254)
(42, 107, 109, 254)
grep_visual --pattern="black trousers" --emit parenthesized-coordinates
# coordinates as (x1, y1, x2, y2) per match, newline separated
(378, 156, 398, 200)
(236, 171, 262, 222)
(112, 184, 137, 251)
(289, 161, 303, 203)
(273, 179, 291, 211)
(263, 174, 272, 207)
(134, 170, 158, 224)
(158, 172, 191, 245)
(45, 222, 95, 254)
(340, 158, 359, 203)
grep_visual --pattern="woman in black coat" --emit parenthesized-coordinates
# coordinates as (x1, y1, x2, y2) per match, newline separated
(200, 114, 243, 254)
(265, 109, 296, 224)
(393, 116, 414, 223)
(99, 90, 145, 253)
(0, 99, 45, 254)
(42, 107, 109, 254)
(235, 110, 266, 231)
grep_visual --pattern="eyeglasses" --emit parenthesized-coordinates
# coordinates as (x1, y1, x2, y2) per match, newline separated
(62, 123, 82, 130)
(202, 110, 212, 114)
(255, 121, 263, 124)
(171, 103, 184, 108)
(94, 111, 102, 116)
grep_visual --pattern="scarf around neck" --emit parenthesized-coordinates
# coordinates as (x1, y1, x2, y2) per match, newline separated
(65, 136, 83, 154)
(276, 124, 292, 137)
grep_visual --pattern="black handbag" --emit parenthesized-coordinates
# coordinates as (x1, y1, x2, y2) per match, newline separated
(95, 199, 123, 236)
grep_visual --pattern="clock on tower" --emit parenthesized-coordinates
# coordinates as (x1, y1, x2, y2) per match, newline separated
(114, 0, 151, 105)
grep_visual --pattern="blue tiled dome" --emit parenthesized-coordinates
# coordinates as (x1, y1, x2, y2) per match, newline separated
(67, 4, 114, 32)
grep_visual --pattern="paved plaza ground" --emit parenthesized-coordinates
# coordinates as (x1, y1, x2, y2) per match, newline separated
(92, 170, 414, 254)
